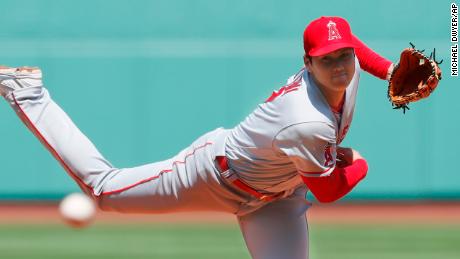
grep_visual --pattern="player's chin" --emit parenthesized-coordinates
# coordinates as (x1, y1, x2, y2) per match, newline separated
(331, 75, 351, 89)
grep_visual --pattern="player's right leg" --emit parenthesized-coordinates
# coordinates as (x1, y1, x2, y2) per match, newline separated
(0, 66, 243, 214)
(237, 187, 311, 259)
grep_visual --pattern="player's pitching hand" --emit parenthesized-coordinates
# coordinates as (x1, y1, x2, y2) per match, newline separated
(336, 147, 363, 167)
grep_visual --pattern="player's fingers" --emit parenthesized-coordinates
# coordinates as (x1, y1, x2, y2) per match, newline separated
(337, 146, 353, 164)
(336, 158, 349, 168)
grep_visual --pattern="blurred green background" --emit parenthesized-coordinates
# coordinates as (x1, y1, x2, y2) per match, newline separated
(0, 0, 456, 200)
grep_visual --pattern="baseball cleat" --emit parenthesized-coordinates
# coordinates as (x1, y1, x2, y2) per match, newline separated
(0, 66, 43, 97)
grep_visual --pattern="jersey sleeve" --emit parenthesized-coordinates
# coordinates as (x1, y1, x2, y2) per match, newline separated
(301, 159, 369, 203)
(352, 34, 393, 80)
(273, 122, 337, 177)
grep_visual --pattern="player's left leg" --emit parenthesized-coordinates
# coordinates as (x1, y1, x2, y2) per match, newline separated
(237, 187, 311, 259)
(0, 66, 245, 214)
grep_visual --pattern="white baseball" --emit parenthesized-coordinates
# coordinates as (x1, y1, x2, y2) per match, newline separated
(59, 193, 96, 228)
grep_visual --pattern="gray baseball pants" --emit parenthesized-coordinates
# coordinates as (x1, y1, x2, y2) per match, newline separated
(5, 86, 311, 259)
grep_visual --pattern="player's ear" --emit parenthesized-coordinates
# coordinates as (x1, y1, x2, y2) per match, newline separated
(304, 54, 312, 72)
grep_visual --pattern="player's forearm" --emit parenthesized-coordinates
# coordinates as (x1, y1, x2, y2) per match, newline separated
(301, 159, 368, 203)
(352, 34, 393, 80)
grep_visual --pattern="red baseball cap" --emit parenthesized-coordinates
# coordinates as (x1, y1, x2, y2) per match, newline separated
(303, 16, 357, 57)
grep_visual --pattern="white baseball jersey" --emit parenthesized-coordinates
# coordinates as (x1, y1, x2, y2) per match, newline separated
(225, 57, 361, 193)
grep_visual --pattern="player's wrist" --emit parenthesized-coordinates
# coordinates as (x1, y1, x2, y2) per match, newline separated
(386, 63, 395, 81)
(351, 149, 364, 162)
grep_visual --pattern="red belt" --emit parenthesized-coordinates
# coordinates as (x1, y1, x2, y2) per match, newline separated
(216, 156, 284, 202)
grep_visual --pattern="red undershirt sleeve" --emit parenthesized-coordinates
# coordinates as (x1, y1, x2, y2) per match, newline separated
(300, 158, 368, 203)
(352, 34, 393, 80)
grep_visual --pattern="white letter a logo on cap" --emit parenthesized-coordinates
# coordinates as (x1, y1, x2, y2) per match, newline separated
(327, 21, 341, 40)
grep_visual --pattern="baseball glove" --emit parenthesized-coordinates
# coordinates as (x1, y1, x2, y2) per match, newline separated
(388, 43, 442, 113)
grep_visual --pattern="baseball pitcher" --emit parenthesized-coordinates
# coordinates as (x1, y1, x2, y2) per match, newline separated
(0, 16, 441, 259)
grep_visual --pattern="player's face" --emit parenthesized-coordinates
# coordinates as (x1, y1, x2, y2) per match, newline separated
(304, 48, 355, 92)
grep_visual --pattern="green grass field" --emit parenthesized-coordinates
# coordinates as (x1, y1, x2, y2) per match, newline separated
(1, 223, 459, 259)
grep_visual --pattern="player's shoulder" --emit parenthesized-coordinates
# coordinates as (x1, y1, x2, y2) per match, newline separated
(285, 68, 305, 85)
(264, 68, 305, 103)
(260, 67, 336, 132)
(278, 71, 334, 124)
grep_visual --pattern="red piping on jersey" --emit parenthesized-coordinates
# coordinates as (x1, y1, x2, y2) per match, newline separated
(11, 93, 96, 198)
(12, 93, 213, 198)
(283, 88, 300, 95)
(265, 80, 301, 103)
(101, 142, 213, 196)
(101, 170, 172, 196)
